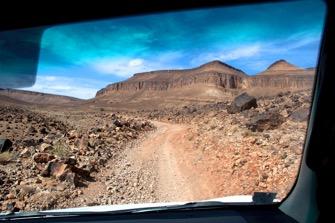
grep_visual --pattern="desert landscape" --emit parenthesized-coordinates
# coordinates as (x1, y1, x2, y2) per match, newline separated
(0, 59, 313, 212)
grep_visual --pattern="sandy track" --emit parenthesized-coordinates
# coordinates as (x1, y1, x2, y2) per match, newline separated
(128, 121, 197, 202)
(75, 121, 213, 205)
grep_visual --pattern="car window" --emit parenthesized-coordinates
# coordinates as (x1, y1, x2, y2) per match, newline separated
(0, 0, 326, 213)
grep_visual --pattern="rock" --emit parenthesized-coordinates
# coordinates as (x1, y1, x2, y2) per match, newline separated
(33, 153, 55, 163)
(14, 201, 26, 210)
(39, 127, 48, 134)
(79, 137, 88, 151)
(6, 193, 15, 200)
(0, 138, 12, 153)
(113, 119, 124, 127)
(19, 147, 31, 158)
(40, 143, 53, 152)
(58, 169, 79, 187)
(18, 185, 36, 197)
(247, 111, 284, 132)
(289, 107, 309, 122)
(27, 126, 37, 133)
(64, 157, 77, 166)
(227, 93, 257, 114)
(2, 200, 15, 212)
(42, 159, 88, 187)
(91, 128, 102, 133)
(68, 130, 79, 139)
(46, 161, 69, 178)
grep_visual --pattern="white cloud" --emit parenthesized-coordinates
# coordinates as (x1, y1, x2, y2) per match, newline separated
(44, 76, 57, 81)
(22, 75, 100, 99)
(128, 59, 143, 67)
(191, 44, 261, 66)
(219, 44, 261, 61)
(91, 51, 184, 77)
(262, 34, 321, 54)
(92, 58, 146, 77)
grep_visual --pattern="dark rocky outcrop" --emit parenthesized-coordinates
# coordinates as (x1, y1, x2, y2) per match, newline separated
(246, 110, 284, 132)
(227, 93, 257, 114)
(0, 139, 12, 153)
(289, 107, 310, 122)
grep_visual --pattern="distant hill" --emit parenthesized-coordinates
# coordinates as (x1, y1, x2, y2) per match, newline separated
(94, 59, 315, 108)
(0, 60, 315, 110)
(244, 60, 315, 96)
(96, 60, 247, 96)
(0, 88, 82, 106)
(257, 59, 315, 76)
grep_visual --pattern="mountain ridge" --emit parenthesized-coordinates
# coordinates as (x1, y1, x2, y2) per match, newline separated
(0, 59, 315, 109)
(0, 88, 82, 105)
(96, 59, 314, 97)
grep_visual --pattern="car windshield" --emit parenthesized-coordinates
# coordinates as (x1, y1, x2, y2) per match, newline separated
(0, 0, 326, 213)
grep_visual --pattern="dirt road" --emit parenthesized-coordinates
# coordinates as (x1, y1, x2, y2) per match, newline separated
(128, 121, 213, 202)
(74, 121, 213, 206)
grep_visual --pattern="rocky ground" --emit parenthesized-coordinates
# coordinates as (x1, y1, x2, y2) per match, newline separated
(0, 89, 312, 212)
(134, 90, 311, 199)
(0, 107, 155, 211)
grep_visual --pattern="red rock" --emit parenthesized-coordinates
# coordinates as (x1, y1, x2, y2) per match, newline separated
(48, 161, 69, 178)
(14, 201, 26, 210)
(6, 193, 15, 200)
(33, 153, 55, 163)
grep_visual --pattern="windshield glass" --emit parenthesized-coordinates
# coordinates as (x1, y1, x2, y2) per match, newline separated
(0, 0, 326, 213)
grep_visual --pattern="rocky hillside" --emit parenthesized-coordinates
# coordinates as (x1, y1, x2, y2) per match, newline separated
(245, 60, 315, 94)
(0, 89, 82, 106)
(96, 61, 247, 96)
(95, 60, 315, 106)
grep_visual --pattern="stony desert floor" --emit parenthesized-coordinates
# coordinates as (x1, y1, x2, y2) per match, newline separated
(0, 90, 311, 212)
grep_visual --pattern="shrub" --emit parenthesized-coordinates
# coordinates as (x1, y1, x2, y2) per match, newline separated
(51, 141, 71, 158)
(0, 151, 14, 164)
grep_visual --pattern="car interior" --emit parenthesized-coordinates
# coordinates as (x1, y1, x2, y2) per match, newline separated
(0, 0, 334, 222)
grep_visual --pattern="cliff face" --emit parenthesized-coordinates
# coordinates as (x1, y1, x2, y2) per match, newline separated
(245, 74, 314, 89)
(245, 60, 315, 90)
(95, 59, 315, 102)
(96, 61, 247, 96)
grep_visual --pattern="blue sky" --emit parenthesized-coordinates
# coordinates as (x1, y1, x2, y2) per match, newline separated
(24, 0, 326, 99)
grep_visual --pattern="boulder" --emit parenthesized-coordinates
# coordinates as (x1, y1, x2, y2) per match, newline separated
(40, 143, 53, 152)
(68, 130, 79, 139)
(79, 137, 89, 151)
(14, 201, 26, 211)
(71, 166, 91, 177)
(19, 148, 32, 158)
(113, 119, 124, 127)
(227, 93, 257, 114)
(41, 158, 88, 186)
(289, 107, 309, 122)
(48, 161, 69, 178)
(41, 159, 68, 177)
(247, 111, 284, 132)
(42, 160, 80, 186)
(39, 127, 48, 134)
(33, 153, 55, 163)
(0, 138, 12, 153)
(58, 169, 79, 187)
(64, 156, 77, 166)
